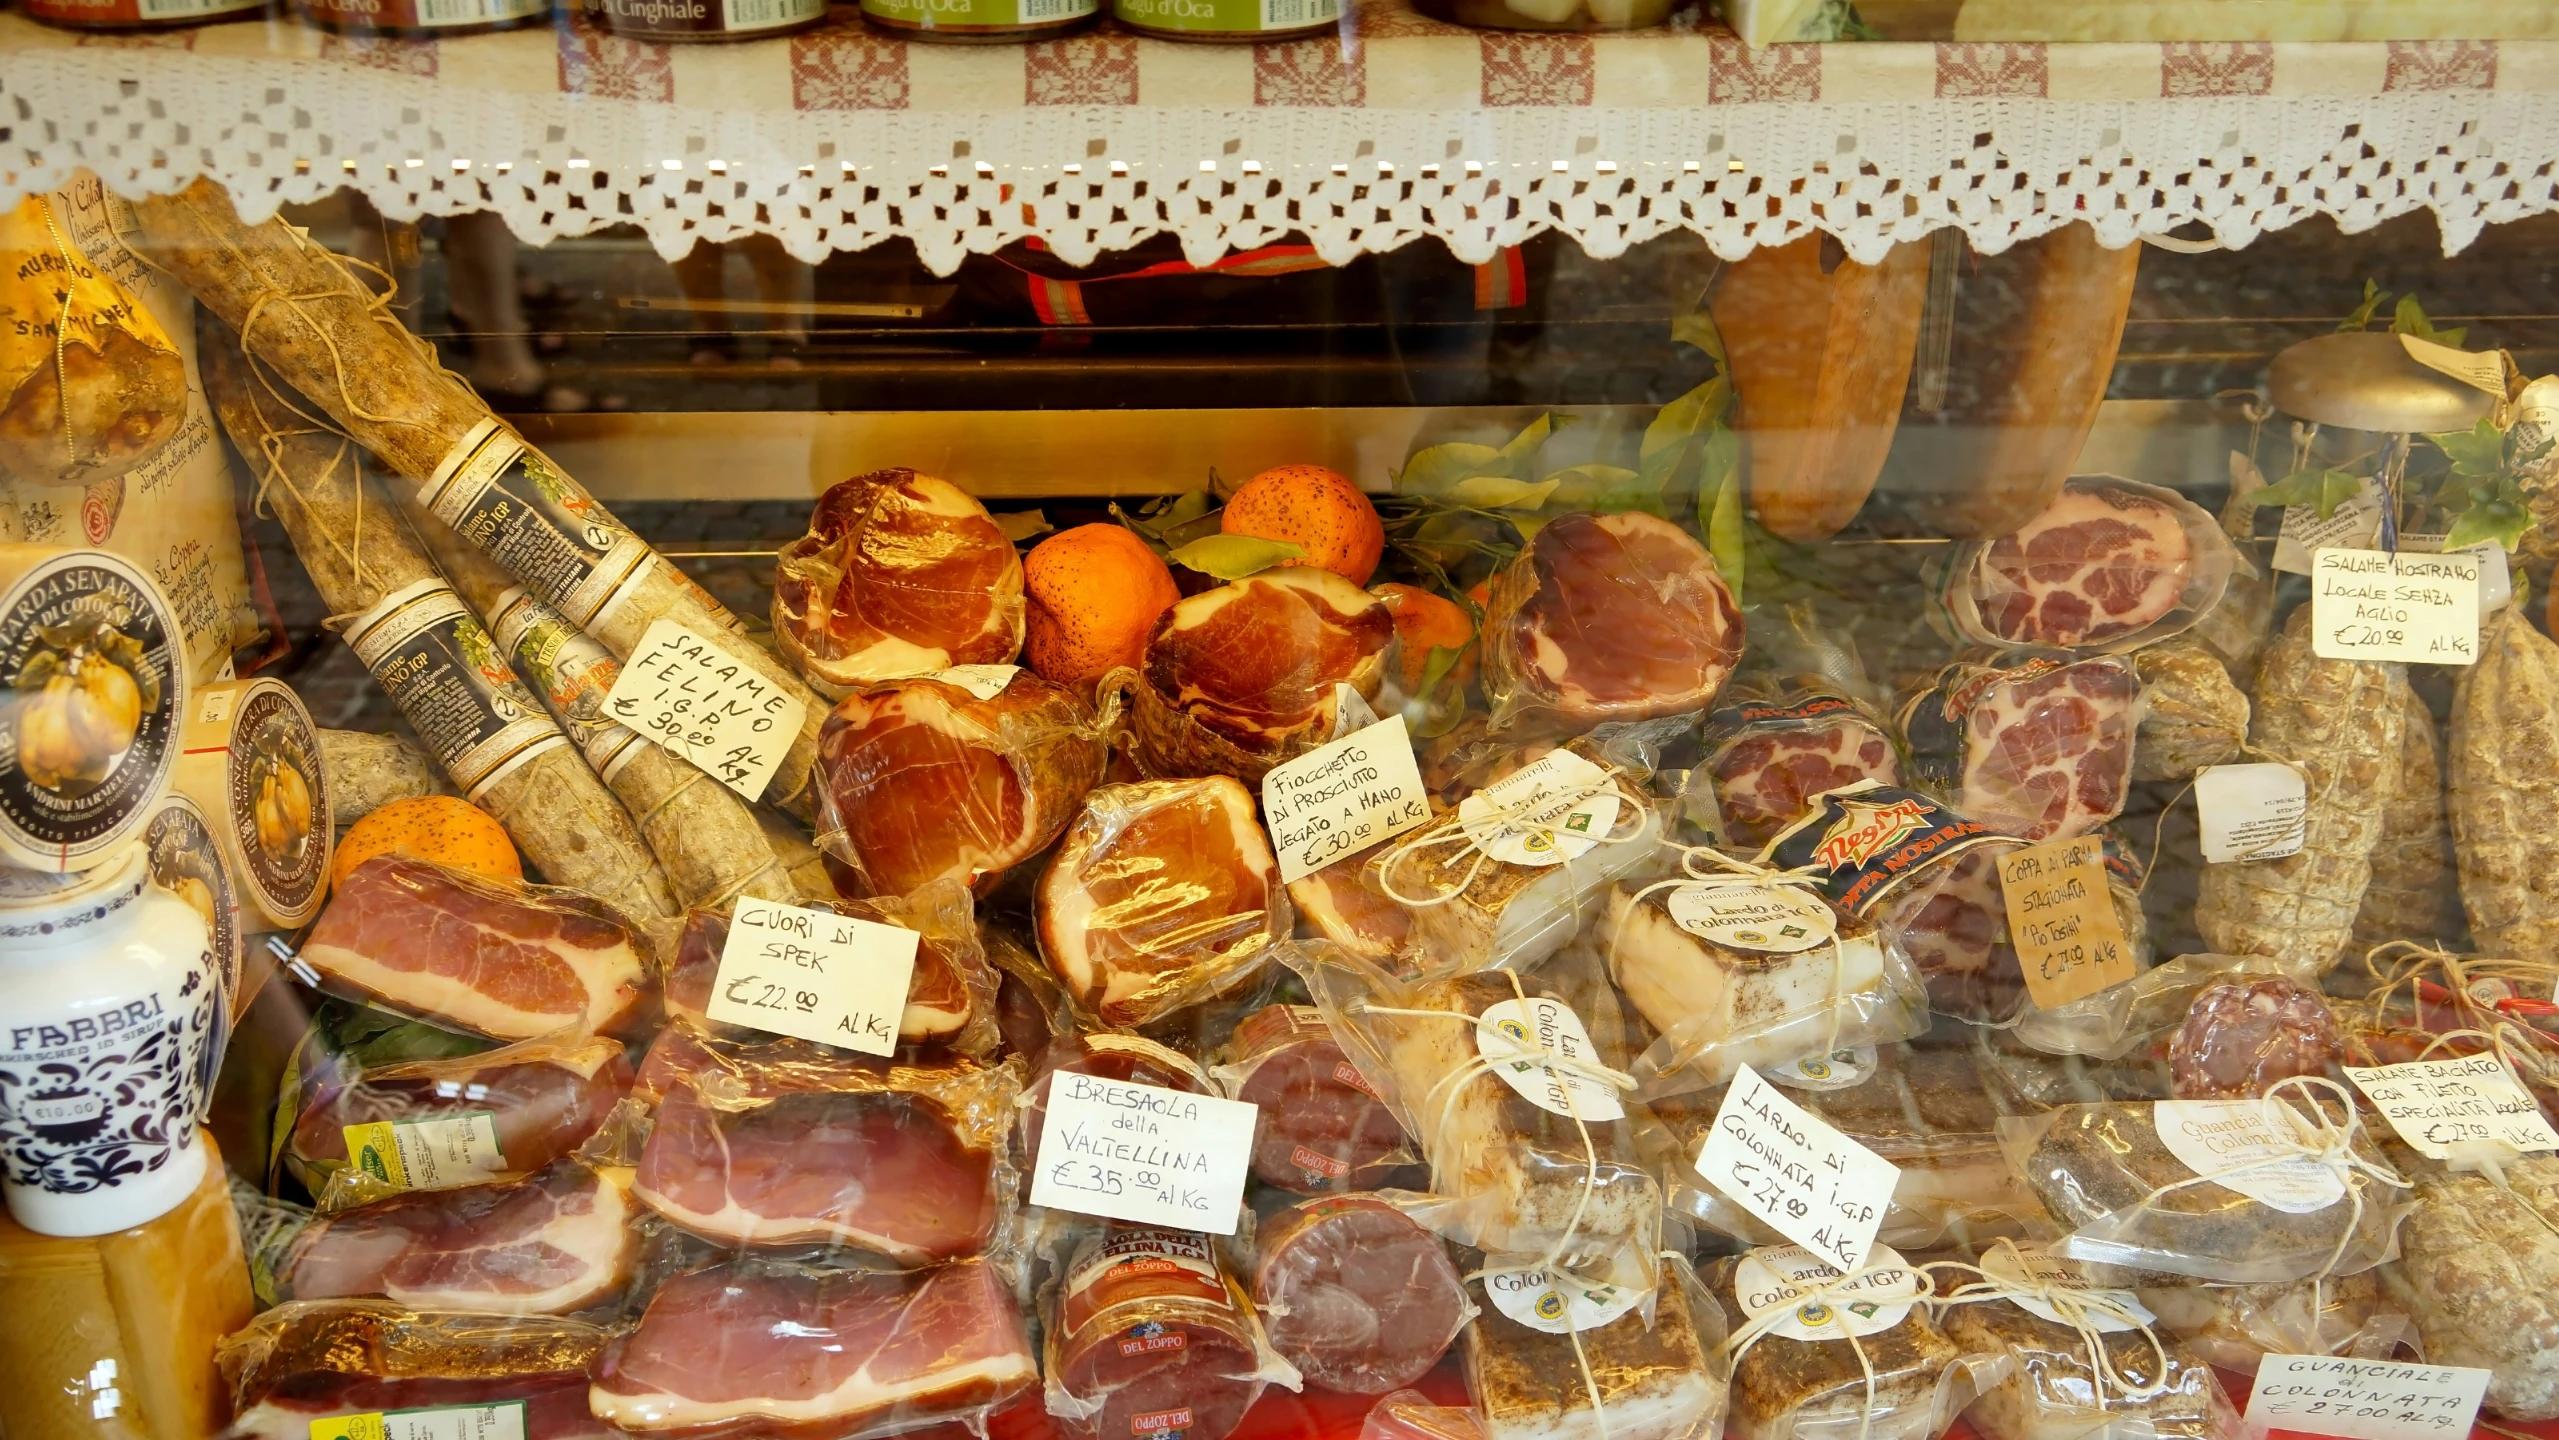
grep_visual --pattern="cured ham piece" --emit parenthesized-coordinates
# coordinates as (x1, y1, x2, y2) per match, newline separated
(219, 1301, 614, 1440)
(591, 1258, 1038, 1437)
(1899, 653, 2142, 843)
(1218, 1005, 1406, 1193)
(663, 881, 996, 1054)
(816, 669, 1103, 897)
(287, 1036, 631, 1195)
(1036, 778, 1287, 1027)
(1702, 688, 1902, 849)
(1289, 839, 1416, 967)
(631, 1057, 1009, 1264)
(296, 857, 647, 1040)
(1048, 1226, 1291, 1440)
(1129, 568, 1393, 781)
(1976, 480, 2196, 648)
(276, 1162, 639, 1315)
(1253, 1196, 1468, 1394)
(773, 468, 1026, 693)
(1480, 511, 1743, 732)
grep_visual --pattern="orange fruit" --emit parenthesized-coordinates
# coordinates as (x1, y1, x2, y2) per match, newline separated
(1024, 524, 1182, 693)
(333, 796, 523, 890)
(1220, 465, 1385, 586)
(1371, 582, 1478, 695)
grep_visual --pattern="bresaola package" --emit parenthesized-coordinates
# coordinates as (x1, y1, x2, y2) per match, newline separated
(1252, 1195, 1471, 1394)
(1213, 1005, 1410, 1193)
(1043, 1224, 1300, 1440)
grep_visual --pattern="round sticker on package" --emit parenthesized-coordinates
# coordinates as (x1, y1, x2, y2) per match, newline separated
(2153, 1099, 2348, 1215)
(1978, 1245, 2151, 1333)
(1483, 1264, 1644, 1334)
(1458, 750, 1620, 868)
(1734, 1244, 1921, 1341)
(1475, 996, 1625, 1122)
(1665, 881, 1838, 954)
(1764, 1047, 1879, 1092)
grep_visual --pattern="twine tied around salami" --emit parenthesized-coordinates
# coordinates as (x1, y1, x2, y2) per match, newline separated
(1921, 1239, 2174, 1408)
(1374, 754, 1650, 909)
(1724, 1252, 1943, 1440)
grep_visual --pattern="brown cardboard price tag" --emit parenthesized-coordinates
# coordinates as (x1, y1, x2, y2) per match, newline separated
(1997, 834, 2136, 1010)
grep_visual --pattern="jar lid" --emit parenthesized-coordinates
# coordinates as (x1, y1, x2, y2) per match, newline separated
(0, 844, 149, 937)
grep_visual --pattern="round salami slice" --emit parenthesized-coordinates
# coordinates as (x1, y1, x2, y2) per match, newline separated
(1253, 1196, 1468, 1395)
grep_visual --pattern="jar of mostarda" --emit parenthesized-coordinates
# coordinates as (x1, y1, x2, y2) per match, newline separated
(591, 0, 828, 41)
(20, 0, 262, 31)
(860, 0, 1094, 43)
(1111, 0, 1336, 41)
(292, 0, 548, 38)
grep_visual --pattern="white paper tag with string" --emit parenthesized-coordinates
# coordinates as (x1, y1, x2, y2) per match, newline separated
(1458, 750, 1620, 867)
(1263, 714, 1432, 885)
(1733, 1244, 1921, 1341)
(2273, 480, 2384, 575)
(1482, 1253, 1646, 1335)
(1696, 1064, 1899, 1273)
(2197, 763, 2308, 863)
(1475, 997, 1624, 1121)
(2154, 1099, 2348, 1214)
(1979, 1244, 2151, 1333)
(2341, 1054, 2559, 1160)
(2244, 1355, 2490, 1440)
(1665, 881, 1837, 954)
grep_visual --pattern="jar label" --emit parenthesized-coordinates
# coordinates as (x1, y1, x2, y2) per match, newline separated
(1115, 0, 1333, 31)
(863, 0, 1095, 26)
(0, 943, 213, 1202)
(345, 579, 565, 803)
(146, 795, 240, 1039)
(342, 1113, 506, 1193)
(25, 0, 261, 23)
(223, 684, 330, 920)
(0, 553, 185, 869)
(590, 0, 823, 32)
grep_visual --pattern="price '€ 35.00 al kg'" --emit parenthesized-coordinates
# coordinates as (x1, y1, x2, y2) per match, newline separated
(1029, 1073, 1259, 1236)
(702, 897, 919, 1057)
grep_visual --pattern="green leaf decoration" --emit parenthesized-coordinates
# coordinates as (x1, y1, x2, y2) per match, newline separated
(2249, 464, 2364, 520)
(2444, 499, 2532, 554)
(1415, 642, 1467, 700)
(1395, 442, 1504, 497)
(1495, 414, 1559, 477)
(1706, 457, 1747, 606)
(1543, 464, 1660, 516)
(1165, 533, 1307, 580)
(1642, 376, 1730, 466)
(1671, 310, 1728, 368)
(1499, 509, 1554, 543)
(2426, 419, 2507, 478)
(1440, 475, 1561, 510)
(2339, 279, 2390, 333)
(992, 509, 1053, 543)
(2393, 294, 2468, 350)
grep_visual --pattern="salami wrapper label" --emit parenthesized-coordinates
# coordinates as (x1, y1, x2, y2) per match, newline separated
(1031, 1073, 1258, 1235)
(1998, 834, 2136, 1010)
(930, 664, 1019, 701)
(602, 618, 807, 802)
(2342, 1055, 2559, 1160)
(340, 1112, 506, 1194)
(1695, 1064, 1898, 1273)
(2153, 1099, 2348, 1214)
(2244, 1355, 2490, 1440)
(2196, 762, 2309, 863)
(1058, 1227, 1231, 1337)
(1664, 881, 1837, 954)
(2310, 548, 2480, 666)
(704, 895, 918, 1057)
(1732, 1244, 1920, 1341)
(343, 578, 564, 803)
(1762, 779, 2007, 920)
(1263, 713, 1431, 885)
(1457, 749, 1619, 867)
(2273, 479, 2385, 575)
(490, 587, 649, 784)
(1476, 996, 1624, 1121)
(1979, 1245, 2150, 1333)
(420, 421, 656, 632)
(308, 1401, 529, 1440)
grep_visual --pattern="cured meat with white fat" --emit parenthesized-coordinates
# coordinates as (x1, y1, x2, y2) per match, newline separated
(2349, 673, 2457, 959)
(1974, 480, 2196, 648)
(276, 1162, 638, 1315)
(773, 468, 1025, 692)
(1046, 1226, 1294, 1440)
(2451, 605, 2559, 965)
(286, 1035, 631, 1197)
(1701, 686, 1901, 848)
(1127, 568, 1392, 782)
(2129, 636, 2248, 783)
(592, 1258, 1038, 1436)
(2197, 608, 2403, 974)
(1253, 1195, 1469, 1394)
(630, 1036, 1016, 1263)
(296, 856, 647, 1040)
(816, 669, 1103, 898)
(1466, 1257, 1725, 1440)
(663, 880, 998, 1054)
(218, 1301, 614, 1440)
(1218, 1005, 1406, 1193)
(1037, 777, 1288, 1027)
(1288, 837, 1416, 968)
(1898, 652, 2141, 842)
(1479, 511, 1742, 732)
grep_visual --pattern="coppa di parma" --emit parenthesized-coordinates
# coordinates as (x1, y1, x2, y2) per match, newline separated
(1761, 780, 2010, 918)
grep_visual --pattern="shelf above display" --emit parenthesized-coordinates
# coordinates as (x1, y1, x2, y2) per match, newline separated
(2, 8, 2553, 269)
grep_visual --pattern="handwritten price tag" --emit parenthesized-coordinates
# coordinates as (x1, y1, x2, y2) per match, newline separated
(2343, 1054, 2559, 1160)
(1028, 1073, 1258, 1236)
(1998, 834, 2136, 1010)
(703, 896, 917, 1057)
(1261, 714, 1432, 885)
(602, 618, 808, 800)
(2310, 549, 2480, 666)
(1694, 1063, 1899, 1273)
(2244, 1355, 2490, 1440)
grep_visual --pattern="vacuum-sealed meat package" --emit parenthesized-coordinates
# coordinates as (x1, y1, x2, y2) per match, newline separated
(1297, 949, 1660, 1267)
(770, 467, 1026, 694)
(1603, 873, 1927, 1097)
(274, 1160, 640, 1315)
(1215, 1004, 1408, 1192)
(2004, 952, 2317, 1066)
(1252, 1194, 1471, 1394)
(1037, 777, 1288, 1028)
(1465, 1250, 1727, 1440)
(1710, 1244, 1975, 1440)
(1897, 651, 2143, 844)
(1935, 1242, 2239, 1440)
(1121, 567, 1394, 783)
(286, 1034, 632, 1208)
(1942, 476, 2236, 655)
(1700, 682, 1902, 850)
(2377, 1152, 2559, 1420)
(592, 1256, 1039, 1437)
(627, 1026, 1021, 1263)
(218, 1300, 614, 1440)
(1045, 1225, 1300, 1440)
(1999, 1092, 2410, 1283)
(662, 880, 1001, 1057)
(2134, 1272, 2393, 1377)
(2164, 976, 2340, 1101)
(1477, 509, 1744, 735)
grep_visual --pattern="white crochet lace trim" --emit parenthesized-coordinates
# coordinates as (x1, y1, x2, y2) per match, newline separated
(2, 22, 2552, 269)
